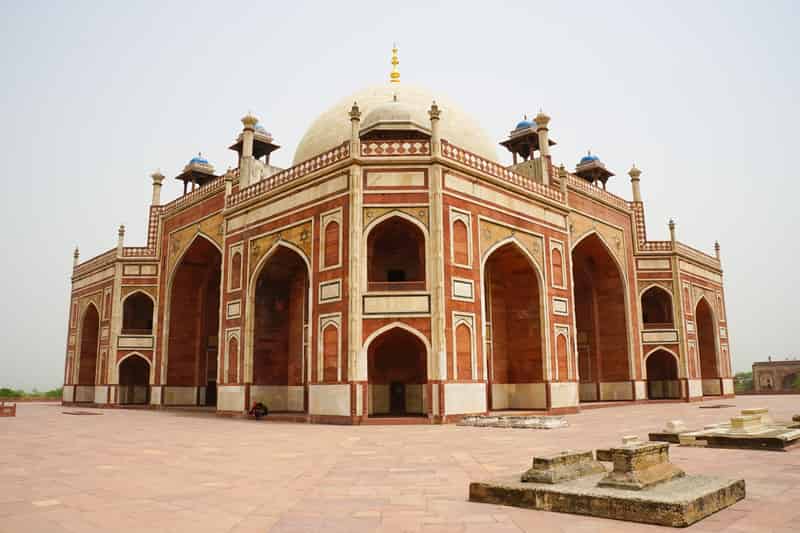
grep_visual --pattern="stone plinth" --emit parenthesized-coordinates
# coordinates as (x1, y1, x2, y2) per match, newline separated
(741, 407, 773, 425)
(458, 415, 567, 429)
(469, 473, 745, 527)
(520, 450, 604, 484)
(730, 414, 763, 434)
(598, 441, 685, 490)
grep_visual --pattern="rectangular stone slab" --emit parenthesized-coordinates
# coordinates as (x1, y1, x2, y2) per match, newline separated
(679, 429, 800, 451)
(469, 473, 745, 527)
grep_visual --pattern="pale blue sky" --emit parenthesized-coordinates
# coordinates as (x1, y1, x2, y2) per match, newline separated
(1, 1, 797, 389)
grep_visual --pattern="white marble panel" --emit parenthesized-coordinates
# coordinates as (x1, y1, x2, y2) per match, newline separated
(444, 382, 487, 415)
(309, 384, 351, 416)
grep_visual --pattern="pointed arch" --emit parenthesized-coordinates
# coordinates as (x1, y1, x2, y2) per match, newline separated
(121, 290, 156, 334)
(481, 237, 550, 409)
(640, 284, 674, 328)
(571, 230, 634, 400)
(645, 347, 681, 399)
(118, 352, 151, 404)
(76, 302, 101, 387)
(695, 295, 720, 384)
(364, 212, 428, 292)
(161, 232, 222, 405)
(364, 322, 430, 417)
(244, 239, 313, 385)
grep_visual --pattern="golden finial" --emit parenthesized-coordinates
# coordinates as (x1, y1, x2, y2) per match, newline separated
(390, 44, 400, 84)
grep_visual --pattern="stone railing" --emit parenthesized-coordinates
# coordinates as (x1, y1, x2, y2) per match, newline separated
(440, 140, 563, 203)
(640, 241, 673, 252)
(361, 140, 430, 157)
(160, 175, 226, 216)
(565, 174, 630, 211)
(675, 242, 720, 269)
(227, 142, 350, 208)
(73, 248, 117, 277)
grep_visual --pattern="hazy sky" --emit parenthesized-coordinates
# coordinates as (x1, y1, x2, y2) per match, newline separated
(1, 1, 797, 389)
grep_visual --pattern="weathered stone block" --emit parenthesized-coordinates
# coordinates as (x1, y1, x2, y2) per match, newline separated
(741, 407, 773, 425)
(520, 450, 605, 484)
(730, 414, 764, 434)
(598, 442, 685, 490)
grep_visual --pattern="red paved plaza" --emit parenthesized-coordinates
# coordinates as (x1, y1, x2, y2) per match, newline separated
(2, 396, 799, 532)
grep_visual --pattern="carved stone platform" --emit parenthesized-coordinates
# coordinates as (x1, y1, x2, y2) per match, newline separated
(469, 442, 745, 527)
(678, 409, 800, 451)
(457, 415, 567, 429)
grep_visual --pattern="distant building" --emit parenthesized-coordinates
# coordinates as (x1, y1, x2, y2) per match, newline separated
(61, 48, 734, 422)
(753, 359, 800, 392)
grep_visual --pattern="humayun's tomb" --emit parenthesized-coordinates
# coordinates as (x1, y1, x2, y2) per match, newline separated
(62, 49, 733, 422)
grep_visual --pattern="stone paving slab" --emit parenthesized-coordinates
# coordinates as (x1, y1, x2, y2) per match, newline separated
(1, 397, 799, 532)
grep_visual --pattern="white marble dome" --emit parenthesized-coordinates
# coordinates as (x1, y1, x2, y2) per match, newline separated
(293, 84, 498, 164)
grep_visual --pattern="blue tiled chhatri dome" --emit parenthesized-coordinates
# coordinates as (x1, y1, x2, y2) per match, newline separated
(515, 116, 533, 130)
(579, 151, 600, 165)
(189, 154, 209, 165)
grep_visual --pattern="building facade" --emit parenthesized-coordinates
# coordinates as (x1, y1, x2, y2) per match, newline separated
(752, 359, 800, 392)
(62, 53, 734, 422)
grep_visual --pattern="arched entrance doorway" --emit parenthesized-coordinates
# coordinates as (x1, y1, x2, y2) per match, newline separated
(119, 355, 150, 404)
(696, 298, 720, 396)
(367, 216, 426, 292)
(77, 304, 100, 397)
(251, 245, 309, 413)
(484, 241, 545, 410)
(367, 327, 427, 417)
(646, 349, 680, 399)
(572, 233, 630, 401)
(166, 235, 221, 406)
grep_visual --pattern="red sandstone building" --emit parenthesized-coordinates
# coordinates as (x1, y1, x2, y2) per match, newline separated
(62, 52, 734, 421)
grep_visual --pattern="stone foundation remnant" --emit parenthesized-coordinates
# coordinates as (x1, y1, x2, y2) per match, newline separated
(457, 415, 567, 429)
(678, 408, 800, 451)
(650, 419, 694, 443)
(0, 401, 16, 417)
(469, 438, 745, 527)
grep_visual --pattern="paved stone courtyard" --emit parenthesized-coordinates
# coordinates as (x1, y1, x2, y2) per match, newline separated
(2, 397, 799, 532)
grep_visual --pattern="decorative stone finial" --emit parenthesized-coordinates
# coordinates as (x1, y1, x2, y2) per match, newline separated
(151, 170, 164, 185)
(349, 101, 361, 121)
(714, 240, 721, 259)
(668, 219, 676, 242)
(558, 164, 568, 196)
(390, 44, 400, 83)
(534, 109, 551, 128)
(241, 112, 258, 129)
(117, 225, 125, 254)
(73, 246, 80, 267)
(428, 100, 441, 121)
(628, 164, 642, 179)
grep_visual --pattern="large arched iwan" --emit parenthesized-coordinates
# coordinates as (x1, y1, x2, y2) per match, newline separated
(484, 241, 545, 409)
(250, 245, 309, 412)
(572, 233, 630, 401)
(166, 235, 222, 406)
